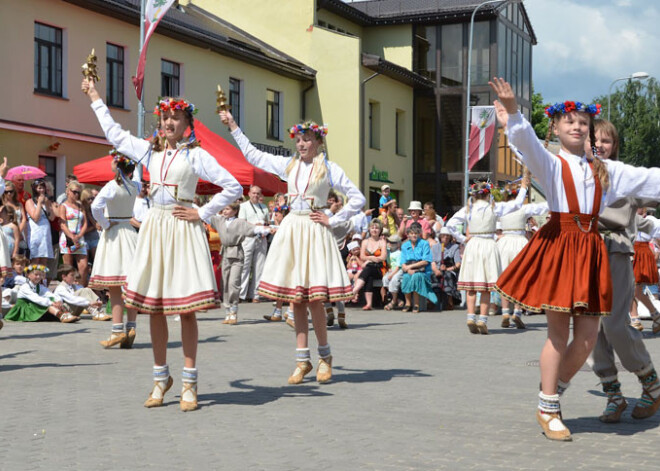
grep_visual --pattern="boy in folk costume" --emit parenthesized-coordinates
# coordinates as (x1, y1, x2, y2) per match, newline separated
(55, 264, 104, 318)
(220, 109, 365, 384)
(445, 177, 528, 334)
(490, 77, 660, 441)
(209, 202, 272, 325)
(587, 119, 660, 423)
(83, 78, 242, 412)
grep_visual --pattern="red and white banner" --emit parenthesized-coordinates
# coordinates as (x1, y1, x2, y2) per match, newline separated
(467, 106, 496, 170)
(132, 0, 177, 100)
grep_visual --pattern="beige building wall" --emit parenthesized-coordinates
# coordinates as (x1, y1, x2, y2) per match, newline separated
(363, 25, 413, 70)
(1, 0, 305, 193)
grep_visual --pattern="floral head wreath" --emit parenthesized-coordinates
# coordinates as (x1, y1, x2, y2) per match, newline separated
(109, 148, 130, 165)
(153, 98, 198, 116)
(469, 182, 493, 196)
(288, 121, 328, 140)
(544, 101, 602, 118)
(273, 205, 289, 213)
(24, 264, 49, 274)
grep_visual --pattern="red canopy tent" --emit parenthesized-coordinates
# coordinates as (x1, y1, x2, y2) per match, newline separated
(73, 119, 287, 196)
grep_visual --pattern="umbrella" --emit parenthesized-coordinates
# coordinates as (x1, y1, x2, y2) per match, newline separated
(6, 165, 47, 181)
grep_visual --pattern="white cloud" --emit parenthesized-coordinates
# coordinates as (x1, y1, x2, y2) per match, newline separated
(525, 0, 660, 103)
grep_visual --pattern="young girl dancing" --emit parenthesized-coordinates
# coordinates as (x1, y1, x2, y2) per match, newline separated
(490, 77, 660, 441)
(88, 152, 140, 349)
(83, 78, 242, 411)
(220, 110, 365, 384)
(446, 177, 528, 334)
(629, 207, 660, 331)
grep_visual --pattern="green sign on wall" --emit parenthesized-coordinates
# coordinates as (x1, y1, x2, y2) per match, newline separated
(368, 165, 393, 183)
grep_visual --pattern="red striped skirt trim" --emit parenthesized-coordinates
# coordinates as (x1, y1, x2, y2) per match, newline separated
(124, 288, 220, 315)
(89, 275, 127, 288)
(258, 281, 353, 303)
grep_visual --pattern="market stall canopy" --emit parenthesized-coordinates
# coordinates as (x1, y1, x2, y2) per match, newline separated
(74, 119, 287, 196)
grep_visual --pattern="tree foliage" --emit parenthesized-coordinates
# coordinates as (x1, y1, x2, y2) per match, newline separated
(593, 78, 660, 167)
(531, 91, 550, 140)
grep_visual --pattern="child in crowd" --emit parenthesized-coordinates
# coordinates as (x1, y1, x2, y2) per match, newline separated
(54, 264, 105, 319)
(4, 264, 78, 323)
(3, 255, 28, 290)
(209, 202, 272, 325)
(345, 241, 363, 283)
(383, 234, 403, 311)
(379, 184, 392, 208)
(1, 205, 20, 259)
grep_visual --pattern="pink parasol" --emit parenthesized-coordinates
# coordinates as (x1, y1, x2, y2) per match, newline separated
(6, 165, 47, 181)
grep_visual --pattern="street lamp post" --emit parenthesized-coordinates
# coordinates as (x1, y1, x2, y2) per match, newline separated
(463, 0, 521, 204)
(607, 71, 649, 121)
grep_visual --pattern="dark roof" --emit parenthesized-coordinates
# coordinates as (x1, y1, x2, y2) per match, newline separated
(362, 54, 434, 89)
(63, 0, 316, 81)
(320, 0, 536, 43)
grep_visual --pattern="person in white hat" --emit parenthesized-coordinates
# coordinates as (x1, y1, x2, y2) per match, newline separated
(430, 227, 462, 310)
(398, 201, 433, 241)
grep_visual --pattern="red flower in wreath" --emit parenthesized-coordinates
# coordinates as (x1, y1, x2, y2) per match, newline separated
(564, 101, 576, 112)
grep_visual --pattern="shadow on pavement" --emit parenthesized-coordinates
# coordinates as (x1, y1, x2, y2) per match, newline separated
(564, 412, 660, 436)
(0, 361, 113, 373)
(129, 335, 226, 350)
(196, 378, 332, 408)
(2, 328, 90, 340)
(325, 322, 408, 330)
(0, 350, 35, 361)
(331, 366, 431, 383)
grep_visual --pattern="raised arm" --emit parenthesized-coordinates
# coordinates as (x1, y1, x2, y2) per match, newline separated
(445, 207, 467, 243)
(494, 187, 527, 217)
(524, 201, 549, 217)
(607, 160, 660, 204)
(82, 78, 151, 162)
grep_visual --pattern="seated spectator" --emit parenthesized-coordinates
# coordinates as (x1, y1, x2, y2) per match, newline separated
(54, 264, 107, 319)
(400, 222, 437, 312)
(4, 264, 78, 323)
(345, 241, 363, 283)
(351, 219, 387, 310)
(383, 235, 404, 311)
(2, 255, 28, 290)
(431, 227, 462, 310)
(398, 201, 433, 240)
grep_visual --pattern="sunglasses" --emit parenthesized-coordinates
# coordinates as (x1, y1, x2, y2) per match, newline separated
(70, 190, 81, 196)
(5, 190, 15, 194)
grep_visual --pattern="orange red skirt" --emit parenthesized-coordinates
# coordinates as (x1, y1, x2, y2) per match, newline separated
(494, 212, 611, 316)
(633, 241, 659, 285)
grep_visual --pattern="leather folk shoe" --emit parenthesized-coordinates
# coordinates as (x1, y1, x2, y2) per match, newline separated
(317, 356, 333, 383)
(144, 376, 173, 408)
(288, 361, 313, 384)
(501, 314, 510, 328)
(536, 410, 572, 441)
(120, 328, 136, 349)
(180, 383, 198, 412)
(100, 332, 127, 348)
(467, 319, 478, 334)
(599, 399, 627, 423)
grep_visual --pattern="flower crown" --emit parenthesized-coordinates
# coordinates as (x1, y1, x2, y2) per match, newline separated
(544, 101, 602, 118)
(109, 149, 130, 165)
(24, 264, 49, 274)
(273, 205, 289, 213)
(469, 182, 493, 196)
(153, 98, 198, 116)
(502, 186, 519, 197)
(288, 122, 328, 139)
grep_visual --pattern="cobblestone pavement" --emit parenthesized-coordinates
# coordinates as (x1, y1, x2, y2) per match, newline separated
(1, 304, 660, 470)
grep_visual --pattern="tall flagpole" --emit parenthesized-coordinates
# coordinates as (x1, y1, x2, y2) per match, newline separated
(136, 0, 146, 180)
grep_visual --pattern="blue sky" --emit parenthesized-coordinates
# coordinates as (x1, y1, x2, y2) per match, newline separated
(524, 0, 660, 104)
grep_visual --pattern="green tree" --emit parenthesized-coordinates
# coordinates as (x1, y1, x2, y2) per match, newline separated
(593, 78, 660, 167)
(531, 91, 550, 140)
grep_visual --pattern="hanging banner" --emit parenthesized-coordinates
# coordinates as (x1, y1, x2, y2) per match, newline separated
(468, 106, 496, 170)
(132, 0, 177, 100)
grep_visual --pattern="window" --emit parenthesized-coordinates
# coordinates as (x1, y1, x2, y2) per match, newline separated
(38, 156, 57, 189)
(34, 22, 63, 96)
(161, 59, 180, 97)
(266, 89, 281, 140)
(470, 22, 490, 86)
(414, 25, 436, 81)
(229, 77, 242, 127)
(396, 110, 406, 156)
(106, 43, 124, 108)
(440, 23, 463, 86)
(369, 101, 381, 150)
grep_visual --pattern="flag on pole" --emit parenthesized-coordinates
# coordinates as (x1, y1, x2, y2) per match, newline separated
(132, 0, 177, 100)
(467, 106, 496, 170)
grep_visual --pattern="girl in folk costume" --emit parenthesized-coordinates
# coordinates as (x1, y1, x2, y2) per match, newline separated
(88, 151, 140, 349)
(82, 78, 242, 412)
(209, 202, 272, 325)
(5, 265, 79, 323)
(496, 176, 548, 329)
(490, 77, 660, 441)
(629, 207, 660, 331)
(0, 157, 14, 279)
(585, 119, 660, 424)
(220, 110, 366, 384)
(445, 177, 528, 335)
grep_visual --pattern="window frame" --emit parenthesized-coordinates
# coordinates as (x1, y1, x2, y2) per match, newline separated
(161, 59, 180, 97)
(229, 77, 243, 128)
(106, 42, 125, 108)
(34, 22, 63, 97)
(266, 89, 282, 141)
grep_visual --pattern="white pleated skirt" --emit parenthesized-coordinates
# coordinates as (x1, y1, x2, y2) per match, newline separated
(497, 234, 529, 271)
(124, 205, 219, 315)
(257, 211, 353, 303)
(89, 221, 138, 288)
(0, 230, 11, 276)
(457, 237, 501, 291)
